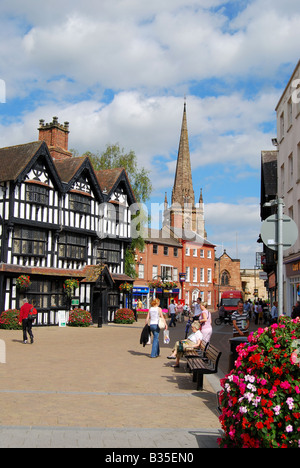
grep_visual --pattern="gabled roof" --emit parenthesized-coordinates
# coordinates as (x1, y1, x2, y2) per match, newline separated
(95, 168, 136, 205)
(54, 156, 87, 184)
(0, 141, 43, 182)
(0, 140, 137, 205)
(0, 140, 63, 190)
(54, 156, 103, 201)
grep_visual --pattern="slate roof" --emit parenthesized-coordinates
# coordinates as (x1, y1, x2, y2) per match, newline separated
(144, 228, 182, 247)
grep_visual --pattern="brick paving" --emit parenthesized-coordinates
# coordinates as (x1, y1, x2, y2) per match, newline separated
(0, 318, 223, 448)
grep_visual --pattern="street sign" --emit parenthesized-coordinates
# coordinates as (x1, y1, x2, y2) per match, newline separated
(260, 214, 298, 251)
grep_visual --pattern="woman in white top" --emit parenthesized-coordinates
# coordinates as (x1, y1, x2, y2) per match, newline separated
(167, 321, 203, 367)
(145, 298, 167, 358)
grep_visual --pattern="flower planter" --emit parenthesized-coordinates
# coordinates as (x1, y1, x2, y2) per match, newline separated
(218, 316, 300, 448)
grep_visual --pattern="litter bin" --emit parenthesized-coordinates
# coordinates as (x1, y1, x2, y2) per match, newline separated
(228, 337, 248, 372)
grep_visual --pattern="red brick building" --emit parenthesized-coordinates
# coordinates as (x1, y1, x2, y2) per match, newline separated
(133, 102, 216, 309)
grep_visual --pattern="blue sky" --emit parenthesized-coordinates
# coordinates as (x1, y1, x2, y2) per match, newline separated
(0, 0, 300, 267)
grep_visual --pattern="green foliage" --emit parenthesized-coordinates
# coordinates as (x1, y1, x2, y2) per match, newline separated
(84, 143, 152, 203)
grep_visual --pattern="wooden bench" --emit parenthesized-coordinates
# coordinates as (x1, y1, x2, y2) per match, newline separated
(186, 344, 222, 391)
(184, 340, 208, 358)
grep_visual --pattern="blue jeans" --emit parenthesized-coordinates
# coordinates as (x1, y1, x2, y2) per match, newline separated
(150, 324, 160, 358)
(169, 314, 176, 327)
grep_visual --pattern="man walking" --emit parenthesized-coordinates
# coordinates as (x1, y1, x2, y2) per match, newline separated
(168, 299, 177, 327)
(232, 300, 250, 337)
(18, 298, 34, 344)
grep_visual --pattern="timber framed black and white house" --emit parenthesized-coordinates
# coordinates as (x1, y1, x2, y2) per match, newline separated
(0, 117, 136, 325)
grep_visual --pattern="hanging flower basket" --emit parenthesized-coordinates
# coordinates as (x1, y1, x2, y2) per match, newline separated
(119, 282, 133, 293)
(63, 278, 79, 297)
(148, 280, 164, 289)
(163, 281, 178, 290)
(148, 280, 178, 290)
(16, 275, 31, 290)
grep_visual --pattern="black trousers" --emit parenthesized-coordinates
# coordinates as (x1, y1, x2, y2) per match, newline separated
(22, 319, 34, 342)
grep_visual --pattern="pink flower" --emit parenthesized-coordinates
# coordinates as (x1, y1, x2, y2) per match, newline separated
(280, 381, 291, 390)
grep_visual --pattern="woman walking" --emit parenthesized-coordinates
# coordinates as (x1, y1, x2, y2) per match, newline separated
(145, 298, 167, 358)
(199, 302, 212, 343)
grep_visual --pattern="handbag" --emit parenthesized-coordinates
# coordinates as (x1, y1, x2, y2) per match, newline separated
(158, 317, 165, 329)
(28, 307, 37, 321)
(178, 341, 184, 353)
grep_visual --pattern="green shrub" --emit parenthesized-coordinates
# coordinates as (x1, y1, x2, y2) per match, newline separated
(0, 309, 21, 330)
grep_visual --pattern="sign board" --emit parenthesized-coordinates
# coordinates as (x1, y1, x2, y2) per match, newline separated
(71, 299, 79, 306)
(260, 214, 298, 251)
(58, 310, 67, 327)
(259, 271, 268, 280)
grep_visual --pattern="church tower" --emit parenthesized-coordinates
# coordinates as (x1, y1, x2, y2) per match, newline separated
(163, 101, 205, 238)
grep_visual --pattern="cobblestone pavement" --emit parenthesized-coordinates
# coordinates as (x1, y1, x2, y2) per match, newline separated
(0, 317, 226, 449)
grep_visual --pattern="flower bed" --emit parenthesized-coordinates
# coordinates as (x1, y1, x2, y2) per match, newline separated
(218, 316, 300, 448)
(68, 308, 92, 327)
(0, 309, 21, 330)
(114, 308, 135, 324)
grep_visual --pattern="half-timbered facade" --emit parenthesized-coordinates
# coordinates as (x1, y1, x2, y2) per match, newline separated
(0, 118, 135, 325)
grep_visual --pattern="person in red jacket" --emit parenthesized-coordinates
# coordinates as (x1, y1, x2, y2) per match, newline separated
(18, 298, 34, 344)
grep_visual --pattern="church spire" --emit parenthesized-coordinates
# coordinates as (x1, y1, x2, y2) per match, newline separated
(171, 101, 195, 206)
(163, 100, 206, 237)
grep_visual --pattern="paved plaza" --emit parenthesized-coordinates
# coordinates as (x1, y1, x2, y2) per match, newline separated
(0, 318, 224, 448)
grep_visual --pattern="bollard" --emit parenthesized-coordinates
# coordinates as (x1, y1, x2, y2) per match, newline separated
(228, 337, 248, 372)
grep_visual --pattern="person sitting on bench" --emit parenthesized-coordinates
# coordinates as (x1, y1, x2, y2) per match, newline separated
(167, 321, 203, 368)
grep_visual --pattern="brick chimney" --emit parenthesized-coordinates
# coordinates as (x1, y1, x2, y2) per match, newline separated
(38, 117, 72, 160)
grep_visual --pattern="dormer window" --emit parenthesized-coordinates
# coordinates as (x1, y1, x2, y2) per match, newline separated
(26, 183, 49, 206)
(69, 192, 91, 214)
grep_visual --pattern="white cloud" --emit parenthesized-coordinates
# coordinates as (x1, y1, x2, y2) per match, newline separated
(1, 0, 300, 99)
(1, 0, 299, 269)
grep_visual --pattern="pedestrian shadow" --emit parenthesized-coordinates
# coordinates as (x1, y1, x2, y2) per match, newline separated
(127, 349, 152, 358)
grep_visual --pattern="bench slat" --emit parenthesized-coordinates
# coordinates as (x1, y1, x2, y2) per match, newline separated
(186, 344, 222, 390)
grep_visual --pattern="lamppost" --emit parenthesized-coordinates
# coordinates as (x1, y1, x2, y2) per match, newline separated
(96, 251, 107, 328)
(151, 273, 172, 309)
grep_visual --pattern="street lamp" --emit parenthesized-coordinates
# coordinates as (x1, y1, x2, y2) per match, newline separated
(96, 250, 107, 327)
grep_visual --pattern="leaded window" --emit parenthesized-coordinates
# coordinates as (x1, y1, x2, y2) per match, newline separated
(13, 227, 46, 257)
(26, 184, 49, 206)
(69, 193, 91, 214)
(58, 232, 87, 261)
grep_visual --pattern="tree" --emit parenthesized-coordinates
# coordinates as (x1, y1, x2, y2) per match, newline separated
(84, 144, 152, 203)
(82, 144, 152, 278)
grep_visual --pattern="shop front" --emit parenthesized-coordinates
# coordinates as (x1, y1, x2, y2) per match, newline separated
(285, 257, 300, 315)
(132, 286, 150, 311)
